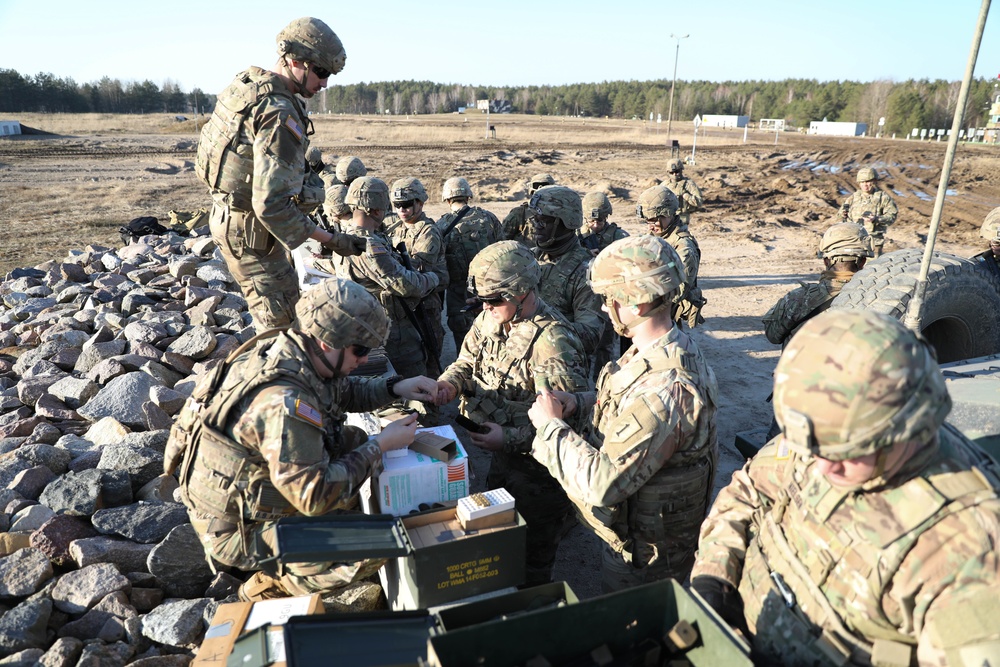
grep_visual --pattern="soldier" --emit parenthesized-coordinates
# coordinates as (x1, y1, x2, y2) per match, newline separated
(639, 185, 707, 328)
(663, 158, 704, 229)
(530, 185, 607, 358)
(502, 173, 556, 246)
(166, 278, 438, 601)
(434, 241, 589, 585)
(762, 221, 871, 347)
(578, 192, 629, 256)
(528, 235, 719, 592)
(335, 156, 367, 187)
(972, 206, 1000, 279)
(321, 184, 351, 232)
(437, 176, 503, 349)
(321, 177, 440, 385)
(840, 166, 898, 257)
(691, 309, 1000, 665)
(195, 17, 365, 331)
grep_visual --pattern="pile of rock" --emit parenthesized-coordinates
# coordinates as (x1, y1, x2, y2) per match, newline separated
(0, 231, 379, 666)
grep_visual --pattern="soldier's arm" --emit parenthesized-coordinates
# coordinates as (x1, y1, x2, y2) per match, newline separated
(237, 385, 382, 516)
(340, 375, 398, 414)
(500, 206, 524, 241)
(684, 179, 704, 211)
(364, 237, 440, 299)
(410, 224, 449, 288)
(568, 272, 608, 354)
(876, 192, 898, 226)
(438, 314, 485, 393)
(249, 98, 318, 251)
(761, 288, 805, 346)
(840, 194, 853, 218)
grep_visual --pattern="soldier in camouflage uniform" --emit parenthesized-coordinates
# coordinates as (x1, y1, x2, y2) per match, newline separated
(319, 177, 440, 384)
(434, 241, 589, 585)
(195, 17, 365, 331)
(530, 186, 607, 359)
(167, 279, 438, 600)
(762, 221, 871, 347)
(840, 167, 898, 257)
(502, 173, 556, 246)
(529, 235, 719, 592)
(437, 177, 503, 349)
(664, 158, 704, 229)
(972, 206, 1000, 279)
(321, 184, 351, 232)
(639, 185, 707, 328)
(692, 309, 1000, 666)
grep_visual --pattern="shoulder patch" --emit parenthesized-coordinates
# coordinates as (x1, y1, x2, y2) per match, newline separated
(776, 436, 791, 460)
(368, 239, 389, 256)
(284, 116, 304, 141)
(294, 398, 322, 428)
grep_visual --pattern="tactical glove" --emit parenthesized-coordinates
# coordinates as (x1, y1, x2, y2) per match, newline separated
(323, 231, 366, 257)
(690, 575, 747, 633)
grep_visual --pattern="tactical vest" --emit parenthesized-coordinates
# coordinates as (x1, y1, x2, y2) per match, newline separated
(536, 242, 593, 321)
(580, 223, 626, 253)
(741, 426, 1000, 666)
(440, 207, 501, 284)
(195, 67, 305, 212)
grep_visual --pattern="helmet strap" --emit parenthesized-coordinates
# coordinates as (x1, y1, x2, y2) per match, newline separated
(609, 300, 670, 337)
(281, 55, 311, 97)
(307, 335, 343, 377)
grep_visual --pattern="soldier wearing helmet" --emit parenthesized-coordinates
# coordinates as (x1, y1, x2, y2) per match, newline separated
(663, 158, 704, 229)
(335, 156, 367, 186)
(435, 241, 589, 585)
(839, 166, 898, 257)
(502, 173, 557, 246)
(167, 278, 439, 602)
(319, 177, 442, 388)
(529, 186, 607, 358)
(436, 176, 502, 348)
(692, 309, 1000, 666)
(529, 234, 719, 592)
(321, 184, 352, 230)
(638, 185, 707, 328)
(195, 17, 364, 332)
(972, 206, 1000, 279)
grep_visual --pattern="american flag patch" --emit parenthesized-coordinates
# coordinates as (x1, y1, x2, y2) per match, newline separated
(285, 116, 303, 141)
(294, 399, 322, 427)
(368, 239, 388, 256)
(776, 437, 790, 460)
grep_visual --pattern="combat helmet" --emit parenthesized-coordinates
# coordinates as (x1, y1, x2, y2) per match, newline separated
(305, 146, 324, 171)
(773, 309, 950, 462)
(276, 17, 346, 77)
(528, 185, 583, 230)
(467, 241, 540, 300)
(583, 192, 613, 220)
(856, 167, 878, 183)
(589, 235, 685, 307)
(335, 156, 366, 185)
(345, 176, 390, 212)
(818, 222, 873, 260)
(296, 278, 389, 349)
(323, 184, 350, 219)
(528, 173, 556, 195)
(391, 177, 428, 204)
(636, 185, 679, 221)
(667, 158, 685, 173)
(442, 177, 473, 202)
(980, 206, 1000, 242)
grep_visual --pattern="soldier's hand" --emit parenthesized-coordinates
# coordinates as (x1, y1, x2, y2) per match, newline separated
(322, 231, 366, 257)
(434, 381, 457, 406)
(689, 576, 747, 633)
(469, 422, 504, 451)
(376, 412, 418, 452)
(528, 389, 565, 428)
(393, 376, 437, 402)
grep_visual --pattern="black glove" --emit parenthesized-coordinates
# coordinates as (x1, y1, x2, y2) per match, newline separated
(690, 575, 747, 632)
(323, 231, 366, 257)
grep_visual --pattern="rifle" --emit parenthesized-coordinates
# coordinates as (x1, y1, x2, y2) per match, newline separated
(394, 242, 443, 375)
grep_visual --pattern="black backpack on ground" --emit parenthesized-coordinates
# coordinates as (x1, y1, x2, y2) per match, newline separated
(119, 216, 170, 245)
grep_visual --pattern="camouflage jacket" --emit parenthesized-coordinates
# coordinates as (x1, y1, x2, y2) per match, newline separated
(761, 269, 854, 347)
(437, 206, 503, 288)
(195, 67, 317, 252)
(972, 250, 1000, 281)
(386, 212, 449, 291)
(501, 203, 533, 247)
(532, 326, 719, 570)
(841, 190, 898, 234)
(665, 176, 704, 226)
(439, 300, 588, 453)
(579, 223, 629, 254)
(692, 426, 1000, 665)
(536, 237, 607, 354)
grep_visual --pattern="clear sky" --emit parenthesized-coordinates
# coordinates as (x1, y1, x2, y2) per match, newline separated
(1, 0, 997, 94)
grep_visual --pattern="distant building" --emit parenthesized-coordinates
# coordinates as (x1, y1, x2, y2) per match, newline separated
(758, 118, 785, 131)
(695, 114, 749, 128)
(985, 90, 1000, 144)
(809, 121, 867, 137)
(0, 121, 22, 136)
(475, 99, 512, 113)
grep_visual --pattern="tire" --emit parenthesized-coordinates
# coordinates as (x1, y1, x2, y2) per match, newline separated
(830, 248, 1000, 363)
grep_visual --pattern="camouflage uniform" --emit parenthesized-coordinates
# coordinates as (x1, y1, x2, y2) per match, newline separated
(533, 235, 719, 592)
(840, 169, 897, 256)
(972, 208, 1000, 280)
(664, 166, 704, 229)
(579, 222, 629, 255)
(502, 173, 555, 246)
(761, 269, 853, 346)
(693, 310, 1000, 666)
(580, 193, 630, 377)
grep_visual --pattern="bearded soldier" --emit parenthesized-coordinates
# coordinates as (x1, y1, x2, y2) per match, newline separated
(529, 235, 719, 592)
(195, 17, 364, 331)
(840, 167, 898, 257)
(663, 158, 704, 229)
(434, 241, 589, 585)
(692, 309, 1000, 666)
(502, 173, 556, 246)
(166, 279, 438, 601)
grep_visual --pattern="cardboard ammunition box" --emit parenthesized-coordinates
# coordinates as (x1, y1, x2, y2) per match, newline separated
(374, 425, 470, 516)
(426, 579, 753, 666)
(193, 593, 323, 667)
(435, 581, 579, 632)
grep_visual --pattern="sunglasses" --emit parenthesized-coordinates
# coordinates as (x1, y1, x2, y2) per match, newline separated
(394, 200, 416, 210)
(530, 213, 557, 227)
(478, 295, 506, 306)
(311, 64, 332, 79)
(350, 344, 372, 357)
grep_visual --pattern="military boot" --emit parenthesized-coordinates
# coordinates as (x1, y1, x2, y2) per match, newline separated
(238, 571, 290, 602)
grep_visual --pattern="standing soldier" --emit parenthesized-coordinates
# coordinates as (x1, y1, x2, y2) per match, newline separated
(437, 176, 503, 349)
(323, 177, 440, 386)
(528, 235, 719, 592)
(434, 242, 589, 585)
(502, 173, 556, 246)
(196, 17, 364, 331)
(972, 206, 1000, 279)
(167, 278, 438, 601)
(692, 309, 1000, 665)
(840, 167, 897, 257)
(664, 158, 704, 229)
(639, 185, 706, 329)
(530, 186, 607, 359)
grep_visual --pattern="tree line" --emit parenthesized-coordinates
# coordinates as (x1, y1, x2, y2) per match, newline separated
(2, 67, 996, 136)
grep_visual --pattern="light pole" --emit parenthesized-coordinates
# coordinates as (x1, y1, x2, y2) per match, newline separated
(666, 33, 689, 144)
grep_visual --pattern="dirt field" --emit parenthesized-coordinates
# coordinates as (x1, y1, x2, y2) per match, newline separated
(1, 113, 998, 599)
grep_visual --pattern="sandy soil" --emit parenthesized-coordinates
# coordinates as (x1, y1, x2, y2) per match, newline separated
(1, 120, 998, 599)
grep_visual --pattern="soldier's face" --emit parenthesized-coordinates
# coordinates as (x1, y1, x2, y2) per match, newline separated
(860, 180, 876, 194)
(394, 199, 422, 223)
(645, 216, 667, 236)
(989, 240, 1000, 258)
(531, 213, 560, 245)
(670, 170, 683, 182)
(588, 216, 607, 233)
(813, 452, 879, 486)
(482, 294, 517, 323)
(338, 344, 370, 375)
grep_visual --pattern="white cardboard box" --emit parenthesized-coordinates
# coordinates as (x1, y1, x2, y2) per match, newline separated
(372, 425, 469, 516)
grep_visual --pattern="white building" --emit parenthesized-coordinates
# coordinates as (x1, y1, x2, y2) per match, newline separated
(759, 118, 785, 131)
(695, 114, 749, 128)
(0, 121, 22, 136)
(809, 121, 867, 137)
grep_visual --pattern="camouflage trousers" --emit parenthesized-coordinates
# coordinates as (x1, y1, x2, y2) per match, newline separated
(599, 536, 696, 594)
(487, 450, 574, 587)
(445, 283, 475, 350)
(189, 509, 384, 597)
(210, 204, 300, 331)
